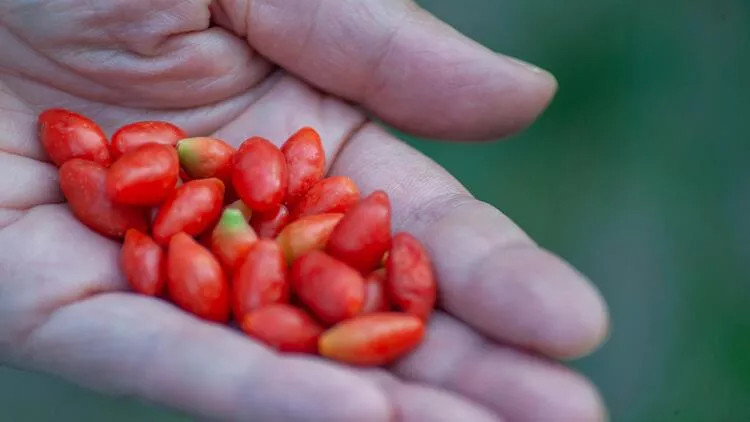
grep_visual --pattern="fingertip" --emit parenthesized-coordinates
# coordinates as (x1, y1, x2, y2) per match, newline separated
(501, 55, 559, 132)
(535, 254, 611, 360)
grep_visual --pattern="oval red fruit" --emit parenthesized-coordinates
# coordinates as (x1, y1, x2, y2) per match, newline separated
(232, 137, 287, 212)
(111, 121, 186, 159)
(281, 127, 325, 207)
(210, 208, 258, 272)
(386, 232, 437, 320)
(319, 313, 424, 366)
(276, 213, 343, 264)
(121, 229, 166, 296)
(290, 176, 360, 219)
(177, 137, 235, 183)
(241, 304, 323, 353)
(291, 251, 364, 324)
(39, 108, 110, 167)
(250, 204, 290, 239)
(106, 143, 179, 205)
(59, 159, 148, 237)
(152, 178, 225, 245)
(233, 240, 289, 320)
(327, 191, 391, 273)
(167, 232, 230, 322)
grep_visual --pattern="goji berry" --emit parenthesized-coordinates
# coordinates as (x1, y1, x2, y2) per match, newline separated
(281, 127, 325, 207)
(111, 121, 186, 159)
(59, 159, 148, 238)
(167, 232, 230, 322)
(276, 213, 343, 264)
(290, 176, 360, 219)
(152, 178, 225, 245)
(121, 229, 166, 296)
(39, 109, 110, 167)
(319, 313, 424, 366)
(241, 304, 323, 353)
(232, 137, 287, 212)
(233, 240, 289, 319)
(106, 143, 179, 206)
(386, 232, 437, 320)
(210, 208, 258, 273)
(327, 190, 391, 273)
(290, 251, 364, 324)
(177, 137, 235, 184)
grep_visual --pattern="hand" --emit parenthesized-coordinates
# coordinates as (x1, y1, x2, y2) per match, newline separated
(0, 1, 609, 421)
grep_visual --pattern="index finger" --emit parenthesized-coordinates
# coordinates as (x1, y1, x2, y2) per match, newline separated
(216, 0, 556, 140)
(331, 124, 610, 358)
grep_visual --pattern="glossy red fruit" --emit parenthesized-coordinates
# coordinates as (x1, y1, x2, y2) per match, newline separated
(319, 313, 425, 366)
(276, 213, 343, 264)
(281, 127, 325, 207)
(59, 159, 148, 238)
(106, 143, 179, 206)
(250, 205, 290, 239)
(327, 191, 391, 273)
(386, 233, 437, 320)
(167, 232, 230, 322)
(177, 137, 235, 183)
(232, 137, 287, 212)
(291, 251, 364, 324)
(39, 108, 111, 167)
(241, 304, 323, 353)
(210, 208, 258, 272)
(111, 121, 186, 159)
(121, 229, 166, 296)
(362, 269, 390, 313)
(290, 176, 360, 219)
(152, 178, 225, 245)
(233, 240, 289, 320)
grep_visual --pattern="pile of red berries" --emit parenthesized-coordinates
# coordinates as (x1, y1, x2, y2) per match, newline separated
(39, 109, 436, 366)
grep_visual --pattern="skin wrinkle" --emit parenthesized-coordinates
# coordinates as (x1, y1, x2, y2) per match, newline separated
(361, 5, 416, 105)
(1, 3, 266, 110)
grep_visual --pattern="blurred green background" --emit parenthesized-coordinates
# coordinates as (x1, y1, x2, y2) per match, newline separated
(2, 0, 748, 420)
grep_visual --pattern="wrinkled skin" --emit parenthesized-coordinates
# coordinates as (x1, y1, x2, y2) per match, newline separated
(0, 1, 610, 421)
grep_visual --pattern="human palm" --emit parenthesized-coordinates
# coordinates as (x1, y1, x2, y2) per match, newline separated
(0, 1, 608, 420)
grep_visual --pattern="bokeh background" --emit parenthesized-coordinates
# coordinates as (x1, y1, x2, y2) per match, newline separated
(2, 0, 748, 420)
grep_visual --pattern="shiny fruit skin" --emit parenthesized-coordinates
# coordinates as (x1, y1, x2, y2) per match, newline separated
(39, 108, 111, 167)
(319, 313, 424, 366)
(167, 232, 230, 322)
(59, 159, 148, 238)
(106, 143, 179, 206)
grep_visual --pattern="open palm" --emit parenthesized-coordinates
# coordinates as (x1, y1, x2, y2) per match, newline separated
(0, 1, 608, 420)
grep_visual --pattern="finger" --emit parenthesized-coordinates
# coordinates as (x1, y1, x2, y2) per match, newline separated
(218, 0, 557, 140)
(0, 205, 125, 360)
(374, 376, 503, 422)
(16, 293, 393, 422)
(0, 90, 62, 208)
(393, 313, 606, 422)
(331, 124, 609, 358)
(0, 152, 61, 209)
(0, 82, 46, 159)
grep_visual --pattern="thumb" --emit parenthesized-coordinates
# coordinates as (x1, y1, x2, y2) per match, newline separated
(215, 0, 557, 140)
